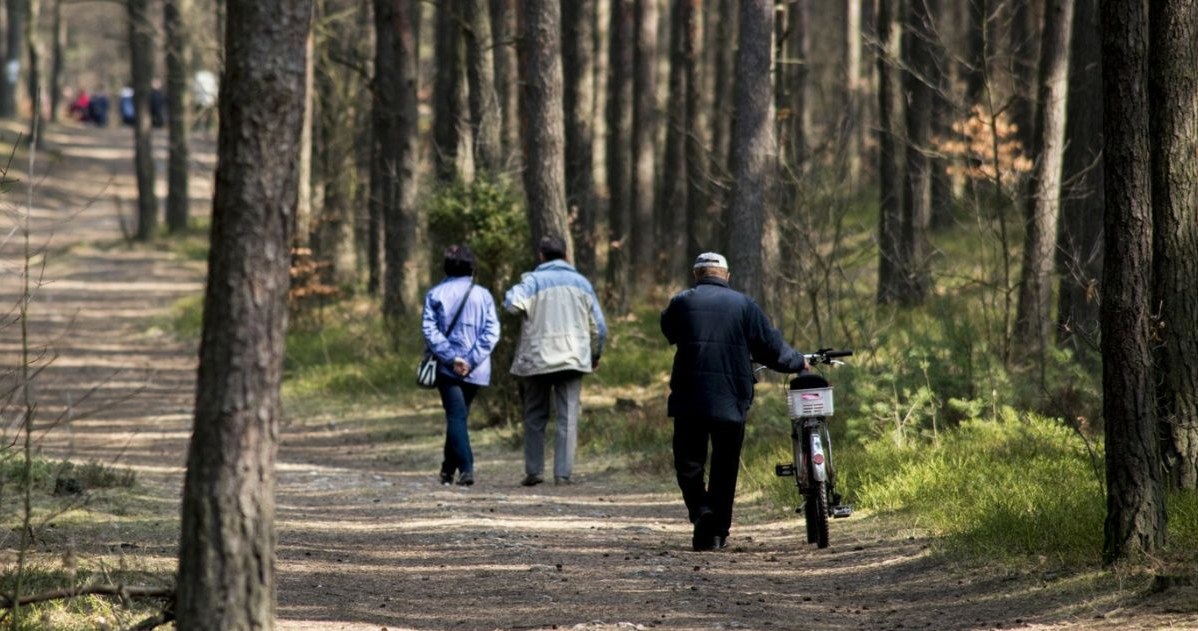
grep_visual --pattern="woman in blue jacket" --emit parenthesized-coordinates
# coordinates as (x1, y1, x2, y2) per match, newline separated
(421, 245, 501, 486)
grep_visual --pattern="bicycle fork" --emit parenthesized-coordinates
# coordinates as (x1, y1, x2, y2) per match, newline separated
(775, 418, 853, 518)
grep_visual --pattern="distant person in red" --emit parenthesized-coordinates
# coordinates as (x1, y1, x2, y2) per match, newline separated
(68, 88, 90, 122)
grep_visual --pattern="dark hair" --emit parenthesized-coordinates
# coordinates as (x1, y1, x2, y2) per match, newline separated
(443, 244, 476, 277)
(537, 235, 567, 262)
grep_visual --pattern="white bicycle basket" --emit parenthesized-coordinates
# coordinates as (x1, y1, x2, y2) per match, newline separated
(788, 387, 834, 417)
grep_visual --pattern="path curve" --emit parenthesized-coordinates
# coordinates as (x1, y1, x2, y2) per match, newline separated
(1, 121, 1191, 631)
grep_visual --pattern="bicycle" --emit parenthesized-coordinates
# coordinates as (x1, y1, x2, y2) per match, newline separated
(774, 348, 854, 549)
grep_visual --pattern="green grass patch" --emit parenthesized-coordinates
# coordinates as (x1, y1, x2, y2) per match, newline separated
(0, 456, 136, 494)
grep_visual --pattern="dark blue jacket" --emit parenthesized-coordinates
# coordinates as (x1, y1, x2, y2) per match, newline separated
(661, 277, 805, 422)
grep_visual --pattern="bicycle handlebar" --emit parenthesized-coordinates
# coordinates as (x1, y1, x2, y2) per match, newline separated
(804, 348, 854, 364)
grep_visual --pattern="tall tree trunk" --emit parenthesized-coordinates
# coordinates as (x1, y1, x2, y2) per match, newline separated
(660, 0, 689, 280)
(295, 32, 315, 247)
(491, 0, 520, 169)
(1100, 0, 1165, 564)
(629, 0, 657, 287)
(1149, 0, 1198, 490)
(376, 0, 422, 319)
(518, 0, 571, 258)
(727, 0, 773, 304)
(562, 0, 597, 275)
(965, 0, 986, 105)
(313, 0, 361, 288)
(1009, 0, 1038, 158)
(174, 2, 312, 628)
(25, 0, 40, 141)
(49, 0, 62, 123)
(708, 0, 736, 210)
(1014, 0, 1073, 370)
(1055, 0, 1103, 357)
(844, 0, 862, 188)
(1, 0, 25, 119)
(929, 2, 954, 231)
(434, 0, 466, 182)
(874, 0, 903, 304)
(604, 0, 633, 313)
(165, 0, 192, 234)
(465, 0, 502, 174)
(682, 0, 703, 263)
(128, 0, 157, 241)
(897, 0, 933, 304)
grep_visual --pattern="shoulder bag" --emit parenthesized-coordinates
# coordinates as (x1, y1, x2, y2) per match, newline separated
(417, 282, 475, 388)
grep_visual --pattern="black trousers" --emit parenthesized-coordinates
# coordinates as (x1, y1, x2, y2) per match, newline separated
(672, 416, 746, 538)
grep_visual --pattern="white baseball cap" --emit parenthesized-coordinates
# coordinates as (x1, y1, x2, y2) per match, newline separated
(692, 252, 728, 270)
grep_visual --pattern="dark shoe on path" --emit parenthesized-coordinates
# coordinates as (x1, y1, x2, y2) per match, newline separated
(439, 471, 454, 486)
(554, 476, 571, 485)
(456, 472, 474, 486)
(521, 474, 544, 487)
(692, 508, 716, 551)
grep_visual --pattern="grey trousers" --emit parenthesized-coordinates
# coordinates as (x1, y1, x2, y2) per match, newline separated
(522, 372, 583, 479)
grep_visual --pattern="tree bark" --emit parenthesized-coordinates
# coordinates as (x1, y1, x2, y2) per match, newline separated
(127, 0, 157, 241)
(965, 0, 986, 105)
(1055, 0, 1102, 358)
(562, 0, 597, 275)
(1014, 0, 1073, 369)
(434, 0, 466, 182)
(375, 0, 423, 320)
(726, 0, 774, 304)
(844, 0, 862, 187)
(25, 0, 41, 141)
(660, 0, 691, 280)
(897, 0, 933, 304)
(295, 32, 315, 247)
(874, 0, 903, 305)
(518, 0, 571, 258)
(174, 2, 312, 628)
(491, 0, 520, 169)
(0, 0, 26, 119)
(1149, 0, 1198, 490)
(49, 0, 62, 123)
(465, 0, 502, 174)
(165, 0, 192, 234)
(1009, 0, 1038, 158)
(604, 0, 633, 313)
(681, 0, 704, 265)
(709, 0, 735, 195)
(313, 0, 362, 288)
(1100, 0, 1165, 564)
(629, 0, 657, 287)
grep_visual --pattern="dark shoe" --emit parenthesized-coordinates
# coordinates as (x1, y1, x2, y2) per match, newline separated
(439, 471, 454, 485)
(692, 508, 716, 551)
(521, 474, 544, 487)
(716, 536, 728, 549)
(554, 476, 571, 485)
(456, 472, 474, 486)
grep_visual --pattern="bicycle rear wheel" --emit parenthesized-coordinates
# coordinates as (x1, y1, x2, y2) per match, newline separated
(802, 427, 830, 548)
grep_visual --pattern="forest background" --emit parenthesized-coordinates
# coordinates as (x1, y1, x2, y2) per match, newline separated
(0, 0, 1196, 629)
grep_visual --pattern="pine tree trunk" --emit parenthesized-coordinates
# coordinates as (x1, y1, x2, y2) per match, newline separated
(562, 0, 597, 274)
(874, 0, 904, 304)
(682, 0, 704, 264)
(434, 0, 466, 182)
(25, 0, 41, 142)
(1056, 0, 1103, 358)
(660, 0, 690, 280)
(630, 0, 657, 287)
(0, 0, 25, 119)
(465, 0, 502, 174)
(48, 0, 62, 123)
(174, 3, 312, 628)
(1009, 0, 1038, 158)
(519, 0, 572, 257)
(1100, 0, 1165, 564)
(604, 0, 633, 313)
(844, 0, 862, 188)
(375, 0, 423, 319)
(727, 0, 774, 304)
(295, 32, 315, 247)
(898, 0, 933, 304)
(165, 0, 192, 234)
(1149, 0, 1198, 490)
(1014, 0, 1074, 369)
(490, 0, 520, 170)
(709, 0, 735, 194)
(965, 0, 986, 105)
(128, 0, 157, 241)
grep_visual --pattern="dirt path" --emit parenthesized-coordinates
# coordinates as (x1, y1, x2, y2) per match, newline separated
(2, 121, 1194, 631)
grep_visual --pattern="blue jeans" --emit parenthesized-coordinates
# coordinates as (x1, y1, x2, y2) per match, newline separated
(437, 375, 479, 476)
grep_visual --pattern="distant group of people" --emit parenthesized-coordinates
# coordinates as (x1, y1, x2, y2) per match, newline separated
(63, 71, 217, 130)
(421, 236, 806, 552)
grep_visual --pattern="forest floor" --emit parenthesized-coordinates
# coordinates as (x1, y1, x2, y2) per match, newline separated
(2, 120, 1197, 631)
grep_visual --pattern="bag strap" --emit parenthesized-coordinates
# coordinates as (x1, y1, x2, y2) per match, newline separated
(443, 281, 475, 337)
